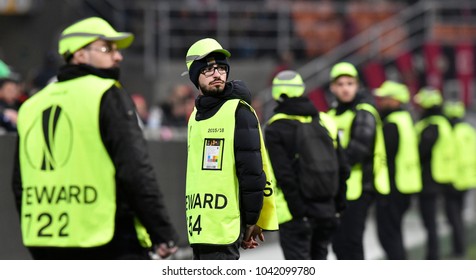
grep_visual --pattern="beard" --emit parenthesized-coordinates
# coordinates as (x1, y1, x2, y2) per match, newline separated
(199, 78, 226, 96)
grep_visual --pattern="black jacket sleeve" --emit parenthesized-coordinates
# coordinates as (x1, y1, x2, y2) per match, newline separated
(383, 123, 399, 163)
(419, 124, 438, 163)
(12, 138, 22, 214)
(264, 121, 307, 218)
(234, 104, 266, 226)
(0, 110, 17, 132)
(99, 87, 178, 245)
(383, 122, 399, 187)
(335, 137, 349, 214)
(346, 109, 377, 165)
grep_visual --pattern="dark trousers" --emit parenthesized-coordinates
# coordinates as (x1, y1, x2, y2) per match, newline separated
(376, 192, 411, 260)
(192, 228, 244, 260)
(443, 189, 466, 257)
(28, 242, 151, 260)
(192, 243, 241, 260)
(332, 192, 375, 260)
(418, 193, 439, 260)
(279, 217, 337, 260)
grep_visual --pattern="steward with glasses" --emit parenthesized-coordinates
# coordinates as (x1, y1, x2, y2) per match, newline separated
(183, 38, 278, 260)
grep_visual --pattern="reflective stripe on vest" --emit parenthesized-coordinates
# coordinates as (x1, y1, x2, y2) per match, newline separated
(385, 111, 422, 194)
(452, 122, 476, 190)
(328, 103, 390, 200)
(266, 112, 339, 224)
(18, 75, 117, 247)
(416, 115, 456, 184)
(186, 99, 278, 245)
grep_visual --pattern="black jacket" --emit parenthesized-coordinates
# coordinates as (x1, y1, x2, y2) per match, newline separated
(12, 64, 178, 257)
(418, 107, 450, 194)
(264, 97, 348, 219)
(333, 93, 378, 194)
(194, 80, 266, 226)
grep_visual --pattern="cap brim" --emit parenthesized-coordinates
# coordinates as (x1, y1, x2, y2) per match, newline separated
(374, 90, 407, 102)
(195, 49, 231, 60)
(373, 88, 389, 97)
(102, 32, 134, 49)
(331, 73, 358, 81)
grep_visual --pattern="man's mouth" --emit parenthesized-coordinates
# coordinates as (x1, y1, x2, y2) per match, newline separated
(210, 80, 224, 86)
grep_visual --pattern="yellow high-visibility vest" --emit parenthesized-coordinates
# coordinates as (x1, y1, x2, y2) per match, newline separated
(186, 99, 278, 244)
(385, 111, 422, 194)
(18, 75, 117, 247)
(451, 122, 476, 190)
(416, 115, 456, 184)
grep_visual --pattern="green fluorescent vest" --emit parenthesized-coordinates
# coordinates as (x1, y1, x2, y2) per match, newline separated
(385, 111, 422, 194)
(452, 122, 476, 190)
(416, 115, 456, 184)
(186, 99, 278, 245)
(328, 103, 390, 200)
(266, 112, 338, 224)
(17, 75, 117, 247)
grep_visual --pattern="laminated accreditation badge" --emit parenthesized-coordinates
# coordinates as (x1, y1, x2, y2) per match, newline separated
(202, 138, 224, 170)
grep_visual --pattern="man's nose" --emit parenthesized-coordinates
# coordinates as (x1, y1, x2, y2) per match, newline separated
(113, 50, 123, 62)
(212, 68, 221, 77)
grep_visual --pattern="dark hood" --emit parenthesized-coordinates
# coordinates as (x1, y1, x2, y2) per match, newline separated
(195, 80, 252, 121)
(57, 63, 120, 82)
(448, 117, 462, 127)
(379, 106, 404, 120)
(420, 106, 444, 120)
(273, 96, 318, 117)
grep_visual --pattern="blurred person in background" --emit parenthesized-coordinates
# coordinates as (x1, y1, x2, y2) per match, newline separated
(265, 70, 348, 260)
(146, 84, 195, 141)
(373, 81, 422, 260)
(183, 38, 278, 260)
(131, 93, 149, 126)
(442, 101, 476, 259)
(327, 62, 390, 260)
(161, 84, 195, 128)
(12, 17, 178, 260)
(0, 77, 22, 110)
(414, 87, 456, 260)
(0, 59, 11, 78)
(251, 97, 264, 124)
(30, 51, 60, 94)
(0, 78, 21, 132)
(267, 51, 294, 85)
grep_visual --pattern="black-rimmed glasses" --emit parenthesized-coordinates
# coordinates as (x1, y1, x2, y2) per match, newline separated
(200, 65, 228, 77)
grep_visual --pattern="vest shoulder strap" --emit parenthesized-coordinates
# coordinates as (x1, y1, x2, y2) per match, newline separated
(319, 112, 338, 146)
(356, 103, 378, 117)
(356, 103, 383, 127)
(267, 113, 312, 125)
(416, 115, 449, 133)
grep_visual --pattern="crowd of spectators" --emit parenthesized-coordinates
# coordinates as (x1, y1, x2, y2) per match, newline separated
(0, 59, 26, 133)
(1, 56, 199, 141)
(2, 0, 473, 140)
(163, 0, 404, 60)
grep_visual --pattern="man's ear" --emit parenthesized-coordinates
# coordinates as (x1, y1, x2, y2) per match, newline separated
(330, 82, 336, 94)
(71, 49, 88, 64)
